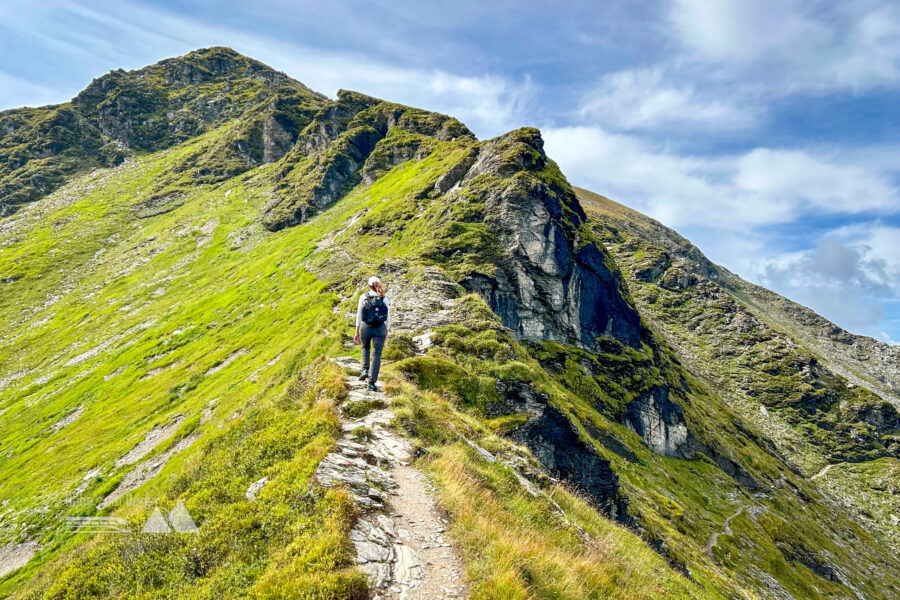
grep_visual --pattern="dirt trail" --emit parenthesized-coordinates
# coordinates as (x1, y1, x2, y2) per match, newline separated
(0, 540, 39, 579)
(704, 505, 746, 561)
(317, 358, 469, 599)
(810, 462, 841, 481)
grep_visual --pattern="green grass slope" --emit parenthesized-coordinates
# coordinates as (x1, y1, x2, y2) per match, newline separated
(1, 119, 716, 599)
(1, 49, 897, 600)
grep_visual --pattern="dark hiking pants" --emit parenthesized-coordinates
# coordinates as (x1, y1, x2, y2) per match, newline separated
(360, 322, 387, 383)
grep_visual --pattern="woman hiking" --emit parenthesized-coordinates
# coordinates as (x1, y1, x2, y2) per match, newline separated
(354, 275, 389, 391)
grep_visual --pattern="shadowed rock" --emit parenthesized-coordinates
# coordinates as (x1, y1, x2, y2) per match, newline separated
(456, 128, 642, 350)
(625, 386, 690, 458)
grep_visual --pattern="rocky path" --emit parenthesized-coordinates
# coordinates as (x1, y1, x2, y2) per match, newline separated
(316, 357, 469, 599)
(0, 540, 38, 579)
(704, 505, 746, 561)
(810, 462, 840, 481)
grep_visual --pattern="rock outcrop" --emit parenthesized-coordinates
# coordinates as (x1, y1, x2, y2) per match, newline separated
(260, 91, 472, 231)
(452, 128, 642, 350)
(484, 379, 628, 519)
(625, 386, 690, 458)
(512, 404, 628, 520)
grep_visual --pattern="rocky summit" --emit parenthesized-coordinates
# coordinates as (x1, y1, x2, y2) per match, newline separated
(0, 48, 897, 600)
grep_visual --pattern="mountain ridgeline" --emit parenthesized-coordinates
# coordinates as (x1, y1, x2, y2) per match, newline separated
(0, 48, 897, 600)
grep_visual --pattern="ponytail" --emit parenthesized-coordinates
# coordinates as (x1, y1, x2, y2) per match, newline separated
(371, 281, 385, 298)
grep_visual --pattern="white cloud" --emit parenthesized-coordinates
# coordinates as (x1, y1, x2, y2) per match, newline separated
(757, 239, 895, 294)
(751, 226, 900, 338)
(668, 0, 900, 92)
(670, 0, 827, 62)
(542, 126, 900, 230)
(825, 5, 900, 89)
(735, 148, 899, 214)
(542, 125, 744, 226)
(827, 223, 900, 288)
(579, 67, 756, 130)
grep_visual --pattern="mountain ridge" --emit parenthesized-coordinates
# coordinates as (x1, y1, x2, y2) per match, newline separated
(575, 187, 900, 407)
(0, 47, 326, 216)
(1, 48, 898, 600)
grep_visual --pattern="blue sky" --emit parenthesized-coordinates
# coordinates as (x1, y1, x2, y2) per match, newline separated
(2, 0, 898, 342)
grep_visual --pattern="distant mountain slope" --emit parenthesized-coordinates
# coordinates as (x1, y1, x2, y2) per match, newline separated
(577, 187, 900, 407)
(738, 278, 900, 406)
(0, 49, 898, 600)
(578, 186, 899, 554)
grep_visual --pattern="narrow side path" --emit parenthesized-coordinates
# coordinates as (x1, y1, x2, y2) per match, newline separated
(704, 505, 746, 561)
(316, 357, 469, 599)
(810, 462, 841, 481)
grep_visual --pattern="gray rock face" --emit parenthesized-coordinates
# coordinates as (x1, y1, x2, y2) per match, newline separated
(383, 267, 462, 334)
(486, 378, 628, 519)
(625, 386, 689, 457)
(433, 149, 477, 194)
(455, 128, 642, 350)
(294, 90, 381, 156)
(851, 400, 900, 433)
(262, 114, 294, 163)
(486, 378, 550, 418)
(511, 402, 628, 521)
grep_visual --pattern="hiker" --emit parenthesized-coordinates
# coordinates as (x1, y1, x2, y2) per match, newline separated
(354, 275, 389, 391)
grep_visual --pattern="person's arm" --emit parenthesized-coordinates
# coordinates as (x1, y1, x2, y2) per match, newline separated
(384, 296, 390, 341)
(354, 294, 364, 344)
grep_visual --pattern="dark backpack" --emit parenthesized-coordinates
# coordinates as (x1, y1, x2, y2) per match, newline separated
(362, 294, 388, 326)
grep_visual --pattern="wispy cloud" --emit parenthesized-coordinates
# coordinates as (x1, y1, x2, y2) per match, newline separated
(543, 125, 900, 229)
(668, 0, 900, 93)
(0, 71, 66, 108)
(669, 0, 827, 63)
(579, 67, 757, 131)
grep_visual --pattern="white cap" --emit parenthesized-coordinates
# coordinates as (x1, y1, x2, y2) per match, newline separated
(367, 276, 381, 286)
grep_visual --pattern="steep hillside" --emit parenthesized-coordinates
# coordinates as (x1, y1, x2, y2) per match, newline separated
(576, 188, 900, 408)
(1, 49, 898, 600)
(578, 187, 900, 556)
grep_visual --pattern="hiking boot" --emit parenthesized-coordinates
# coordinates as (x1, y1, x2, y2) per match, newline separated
(358, 370, 368, 381)
(367, 383, 377, 391)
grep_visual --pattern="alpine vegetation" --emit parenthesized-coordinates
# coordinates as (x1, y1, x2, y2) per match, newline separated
(0, 48, 897, 600)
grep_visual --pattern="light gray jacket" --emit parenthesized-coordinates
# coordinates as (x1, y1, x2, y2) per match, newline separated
(356, 290, 390, 329)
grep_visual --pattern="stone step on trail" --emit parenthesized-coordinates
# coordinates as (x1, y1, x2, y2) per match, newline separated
(316, 356, 470, 599)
